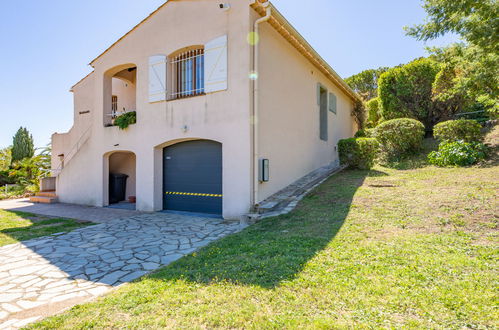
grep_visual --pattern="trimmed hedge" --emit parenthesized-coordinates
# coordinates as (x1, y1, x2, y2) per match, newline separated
(428, 141, 487, 167)
(338, 138, 379, 169)
(366, 97, 381, 128)
(378, 58, 441, 129)
(433, 119, 482, 143)
(373, 118, 425, 159)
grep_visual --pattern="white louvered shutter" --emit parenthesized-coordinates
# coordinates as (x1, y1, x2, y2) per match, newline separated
(204, 35, 228, 93)
(149, 55, 167, 102)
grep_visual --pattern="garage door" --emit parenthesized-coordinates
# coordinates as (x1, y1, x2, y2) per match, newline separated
(163, 140, 222, 215)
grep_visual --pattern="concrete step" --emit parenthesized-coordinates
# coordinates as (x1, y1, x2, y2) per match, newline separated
(36, 191, 57, 198)
(29, 196, 58, 204)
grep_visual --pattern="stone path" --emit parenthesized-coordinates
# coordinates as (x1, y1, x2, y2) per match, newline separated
(252, 163, 346, 219)
(0, 199, 142, 224)
(0, 213, 245, 329)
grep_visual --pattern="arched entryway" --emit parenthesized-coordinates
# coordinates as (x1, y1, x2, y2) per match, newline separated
(105, 151, 136, 210)
(103, 64, 137, 127)
(163, 140, 222, 215)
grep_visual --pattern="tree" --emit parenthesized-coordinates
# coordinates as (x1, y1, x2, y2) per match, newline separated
(345, 67, 389, 101)
(430, 44, 498, 117)
(0, 147, 11, 171)
(366, 98, 381, 128)
(405, 0, 498, 53)
(9, 146, 50, 187)
(11, 127, 34, 163)
(406, 0, 498, 117)
(378, 58, 442, 128)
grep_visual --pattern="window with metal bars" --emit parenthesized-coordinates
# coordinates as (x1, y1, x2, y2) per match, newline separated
(111, 95, 118, 116)
(170, 49, 204, 99)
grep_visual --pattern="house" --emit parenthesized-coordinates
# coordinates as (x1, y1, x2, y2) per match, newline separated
(47, 0, 359, 219)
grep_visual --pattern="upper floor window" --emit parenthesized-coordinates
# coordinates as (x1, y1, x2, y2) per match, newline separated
(170, 48, 204, 99)
(148, 35, 228, 103)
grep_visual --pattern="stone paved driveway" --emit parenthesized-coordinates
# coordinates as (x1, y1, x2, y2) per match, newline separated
(0, 198, 142, 224)
(0, 213, 245, 329)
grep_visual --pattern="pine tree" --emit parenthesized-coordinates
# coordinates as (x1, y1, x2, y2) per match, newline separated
(11, 127, 34, 163)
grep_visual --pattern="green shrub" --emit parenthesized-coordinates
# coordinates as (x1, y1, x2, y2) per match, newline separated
(114, 111, 137, 130)
(366, 97, 381, 127)
(373, 118, 425, 160)
(354, 128, 375, 138)
(433, 119, 482, 143)
(338, 138, 379, 169)
(354, 130, 366, 138)
(378, 58, 441, 128)
(0, 170, 14, 187)
(428, 141, 487, 167)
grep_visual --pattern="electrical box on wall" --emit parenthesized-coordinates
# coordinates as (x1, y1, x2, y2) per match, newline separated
(259, 159, 270, 182)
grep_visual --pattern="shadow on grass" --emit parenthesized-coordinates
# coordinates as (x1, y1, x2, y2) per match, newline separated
(380, 138, 439, 170)
(0, 210, 92, 247)
(149, 169, 375, 289)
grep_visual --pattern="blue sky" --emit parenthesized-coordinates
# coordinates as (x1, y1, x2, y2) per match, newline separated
(0, 0, 457, 149)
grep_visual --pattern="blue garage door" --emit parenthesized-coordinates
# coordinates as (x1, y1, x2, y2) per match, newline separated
(163, 140, 222, 215)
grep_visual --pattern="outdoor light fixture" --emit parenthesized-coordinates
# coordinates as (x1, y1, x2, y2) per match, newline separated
(219, 3, 231, 11)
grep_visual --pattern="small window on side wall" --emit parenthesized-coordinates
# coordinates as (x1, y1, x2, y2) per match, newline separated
(329, 92, 337, 114)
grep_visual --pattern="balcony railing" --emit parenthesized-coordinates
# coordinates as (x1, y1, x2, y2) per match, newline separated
(105, 109, 137, 127)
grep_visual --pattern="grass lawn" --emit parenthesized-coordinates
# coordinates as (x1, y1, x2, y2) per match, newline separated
(30, 131, 498, 328)
(0, 210, 93, 247)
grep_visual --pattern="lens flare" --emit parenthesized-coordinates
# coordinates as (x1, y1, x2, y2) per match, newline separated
(249, 71, 259, 80)
(247, 32, 260, 46)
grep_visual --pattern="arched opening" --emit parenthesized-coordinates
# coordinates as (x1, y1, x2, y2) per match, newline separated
(103, 64, 137, 127)
(160, 140, 222, 216)
(104, 151, 136, 210)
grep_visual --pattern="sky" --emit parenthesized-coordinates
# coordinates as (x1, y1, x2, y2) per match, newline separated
(0, 0, 458, 149)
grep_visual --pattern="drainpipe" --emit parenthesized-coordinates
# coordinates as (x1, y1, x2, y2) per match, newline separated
(252, 1, 272, 210)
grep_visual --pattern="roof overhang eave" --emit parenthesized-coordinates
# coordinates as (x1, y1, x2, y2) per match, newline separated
(251, 1, 361, 103)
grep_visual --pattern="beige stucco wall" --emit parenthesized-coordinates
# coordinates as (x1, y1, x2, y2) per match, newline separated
(53, 0, 357, 218)
(256, 18, 356, 202)
(53, 0, 254, 219)
(51, 73, 95, 171)
(112, 78, 136, 114)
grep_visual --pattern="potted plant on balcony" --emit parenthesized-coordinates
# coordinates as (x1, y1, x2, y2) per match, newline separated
(114, 111, 137, 130)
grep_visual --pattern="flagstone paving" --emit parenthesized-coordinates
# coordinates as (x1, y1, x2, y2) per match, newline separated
(0, 213, 245, 329)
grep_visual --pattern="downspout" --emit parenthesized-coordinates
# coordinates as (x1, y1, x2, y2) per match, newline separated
(252, 1, 272, 210)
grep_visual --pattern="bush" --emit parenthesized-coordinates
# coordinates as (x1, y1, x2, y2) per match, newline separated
(366, 97, 381, 127)
(378, 58, 441, 128)
(433, 119, 482, 143)
(0, 170, 15, 187)
(114, 111, 137, 130)
(338, 138, 379, 169)
(373, 118, 425, 160)
(354, 129, 366, 138)
(428, 141, 487, 167)
(354, 128, 375, 138)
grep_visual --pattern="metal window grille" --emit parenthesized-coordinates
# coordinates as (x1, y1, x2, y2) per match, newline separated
(170, 49, 204, 99)
(111, 95, 118, 115)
